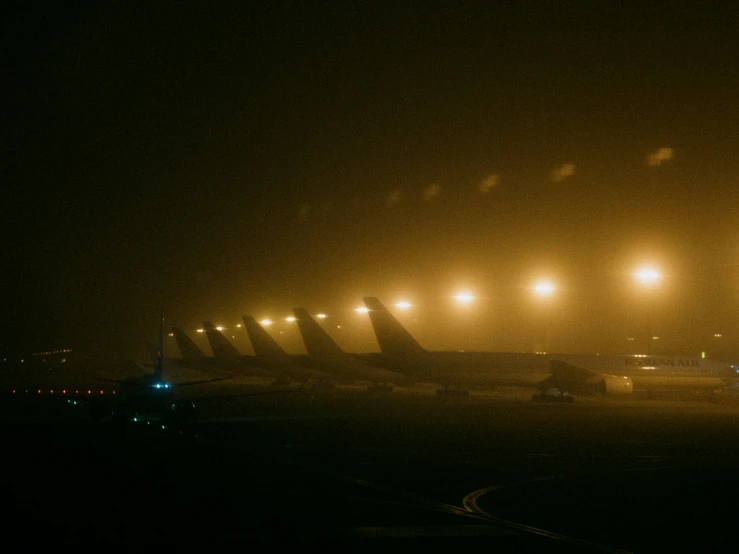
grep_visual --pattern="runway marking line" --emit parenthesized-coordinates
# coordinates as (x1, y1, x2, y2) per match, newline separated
(273, 456, 634, 553)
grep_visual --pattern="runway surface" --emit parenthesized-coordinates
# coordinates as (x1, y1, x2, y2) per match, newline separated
(4, 387, 739, 552)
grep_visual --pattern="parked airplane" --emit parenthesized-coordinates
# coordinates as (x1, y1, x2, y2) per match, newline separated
(292, 308, 413, 391)
(171, 326, 209, 366)
(362, 297, 736, 401)
(201, 320, 339, 387)
(241, 315, 335, 387)
(90, 312, 306, 424)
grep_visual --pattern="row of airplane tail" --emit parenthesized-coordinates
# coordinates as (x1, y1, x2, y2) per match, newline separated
(10, 298, 738, 427)
(169, 297, 739, 401)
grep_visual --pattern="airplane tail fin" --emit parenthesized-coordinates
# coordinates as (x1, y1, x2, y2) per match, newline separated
(153, 307, 165, 383)
(203, 321, 242, 360)
(363, 297, 426, 357)
(293, 308, 346, 360)
(144, 339, 160, 365)
(172, 327, 207, 364)
(242, 316, 289, 358)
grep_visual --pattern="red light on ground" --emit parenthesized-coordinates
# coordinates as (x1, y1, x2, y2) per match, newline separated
(75, 390, 79, 394)
(99, 390, 103, 394)
(62, 390, 66, 394)
(25, 389, 28, 394)
(112, 391, 116, 395)
(87, 390, 91, 394)
(12, 390, 16, 394)
(37, 390, 42, 394)
(50, 390, 54, 394)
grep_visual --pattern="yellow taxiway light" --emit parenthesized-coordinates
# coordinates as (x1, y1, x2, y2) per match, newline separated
(395, 301, 412, 310)
(260, 319, 272, 326)
(355, 307, 369, 314)
(196, 329, 204, 333)
(285, 316, 297, 322)
(216, 326, 224, 331)
(316, 313, 327, 319)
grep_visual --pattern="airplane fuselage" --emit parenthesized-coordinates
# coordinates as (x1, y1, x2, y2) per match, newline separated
(371, 351, 735, 391)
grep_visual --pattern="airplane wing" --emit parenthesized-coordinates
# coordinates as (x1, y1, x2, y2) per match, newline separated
(548, 359, 633, 395)
(94, 377, 139, 386)
(185, 374, 313, 401)
(172, 376, 232, 387)
(549, 359, 602, 382)
(93, 376, 232, 387)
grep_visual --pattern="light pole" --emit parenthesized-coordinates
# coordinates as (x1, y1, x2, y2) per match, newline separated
(633, 267, 661, 355)
(532, 280, 556, 353)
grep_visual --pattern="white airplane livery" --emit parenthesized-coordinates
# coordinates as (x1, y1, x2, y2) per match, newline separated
(362, 297, 736, 400)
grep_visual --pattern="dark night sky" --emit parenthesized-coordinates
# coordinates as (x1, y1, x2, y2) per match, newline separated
(3, 2, 739, 360)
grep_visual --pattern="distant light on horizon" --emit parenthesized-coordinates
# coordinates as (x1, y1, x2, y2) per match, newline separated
(355, 307, 369, 314)
(285, 316, 297, 322)
(395, 301, 412, 310)
(216, 326, 224, 331)
(196, 329, 204, 333)
(316, 313, 327, 319)
(236, 323, 242, 327)
(260, 319, 272, 326)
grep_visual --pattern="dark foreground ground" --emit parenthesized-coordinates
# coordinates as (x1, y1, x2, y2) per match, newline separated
(3, 387, 739, 552)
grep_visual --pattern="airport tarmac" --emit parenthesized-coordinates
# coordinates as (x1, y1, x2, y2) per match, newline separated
(4, 387, 739, 552)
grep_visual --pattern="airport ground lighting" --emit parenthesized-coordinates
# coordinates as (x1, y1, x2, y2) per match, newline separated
(633, 266, 662, 355)
(532, 280, 556, 298)
(355, 306, 369, 314)
(454, 291, 475, 305)
(395, 300, 412, 310)
(532, 280, 556, 352)
(634, 266, 662, 287)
